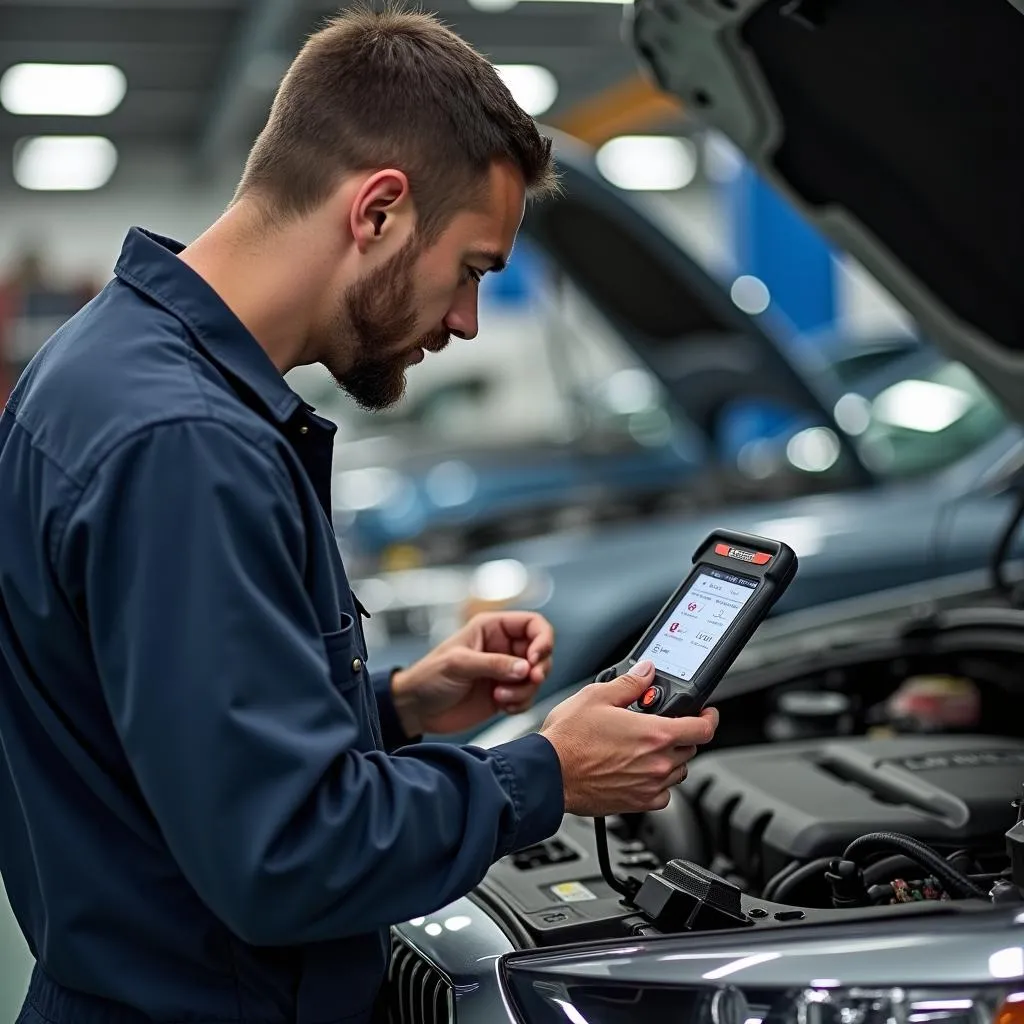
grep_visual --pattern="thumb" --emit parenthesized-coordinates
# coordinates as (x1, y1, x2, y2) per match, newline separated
(604, 660, 656, 707)
(447, 648, 531, 681)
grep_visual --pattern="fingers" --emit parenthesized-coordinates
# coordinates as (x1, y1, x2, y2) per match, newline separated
(672, 744, 698, 761)
(528, 656, 552, 686)
(475, 611, 555, 666)
(604, 661, 656, 707)
(525, 624, 554, 667)
(637, 752, 694, 811)
(661, 706, 719, 746)
(493, 680, 540, 707)
(496, 696, 537, 715)
(448, 648, 531, 682)
(646, 789, 673, 812)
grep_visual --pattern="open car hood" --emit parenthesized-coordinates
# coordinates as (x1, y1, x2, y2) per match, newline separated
(630, 0, 1024, 423)
(521, 135, 862, 464)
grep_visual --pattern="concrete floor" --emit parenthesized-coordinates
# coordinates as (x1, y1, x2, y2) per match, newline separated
(0, 882, 33, 1021)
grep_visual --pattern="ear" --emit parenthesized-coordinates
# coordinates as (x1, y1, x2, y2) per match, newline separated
(349, 169, 413, 254)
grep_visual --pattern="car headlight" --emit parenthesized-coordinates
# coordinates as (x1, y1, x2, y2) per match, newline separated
(513, 978, 1023, 1024)
(501, 918, 1024, 1024)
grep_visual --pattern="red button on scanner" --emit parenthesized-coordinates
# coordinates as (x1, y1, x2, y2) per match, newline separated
(640, 686, 662, 709)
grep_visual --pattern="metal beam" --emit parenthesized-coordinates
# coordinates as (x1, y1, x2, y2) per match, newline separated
(194, 0, 298, 177)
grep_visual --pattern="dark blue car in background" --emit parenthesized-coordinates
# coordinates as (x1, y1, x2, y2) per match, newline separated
(350, 141, 1020, 706)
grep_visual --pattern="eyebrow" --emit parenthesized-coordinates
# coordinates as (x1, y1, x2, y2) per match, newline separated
(470, 249, 507, 273)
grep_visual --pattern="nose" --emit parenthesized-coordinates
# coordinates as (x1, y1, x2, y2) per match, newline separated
(444, 289, 479, 341)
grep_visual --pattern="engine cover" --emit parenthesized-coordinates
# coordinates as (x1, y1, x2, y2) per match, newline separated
(686, 734, 1024, 883)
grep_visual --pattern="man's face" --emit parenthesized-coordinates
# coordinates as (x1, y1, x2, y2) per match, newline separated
(322, 161, 526, 410)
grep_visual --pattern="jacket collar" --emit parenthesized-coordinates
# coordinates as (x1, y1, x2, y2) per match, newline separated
(113, 227, 303, 424)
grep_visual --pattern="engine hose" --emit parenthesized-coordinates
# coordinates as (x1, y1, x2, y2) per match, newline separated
(862, 854, 923, 886)
(843, 832, 990, 901)
(761, 860, 803, 902)
(769, 857, 836, 905)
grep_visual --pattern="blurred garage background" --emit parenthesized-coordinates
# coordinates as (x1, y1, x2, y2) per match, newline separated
(0, 0, 990, 1014)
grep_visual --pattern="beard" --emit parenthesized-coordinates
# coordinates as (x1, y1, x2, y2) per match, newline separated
(325, 235, 451, 411)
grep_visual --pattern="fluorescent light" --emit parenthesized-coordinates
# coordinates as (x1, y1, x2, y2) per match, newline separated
(470, 0, 625, 8)
(872, 378, 972, 433)
(990, 947, 1024, 979)
(596, 136, 697, 191)
(495, 64, 558, 117)
(730, 274, 771, 314)
(1, 63, 126, 117)
(467, 0, 519, 11)
(14, 136, 118, 191)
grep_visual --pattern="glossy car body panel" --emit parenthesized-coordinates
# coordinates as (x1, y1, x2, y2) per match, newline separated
(392, 896, 517, 1024)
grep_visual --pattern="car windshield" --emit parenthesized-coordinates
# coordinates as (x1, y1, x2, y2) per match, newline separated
(829, 351, 1008, 479)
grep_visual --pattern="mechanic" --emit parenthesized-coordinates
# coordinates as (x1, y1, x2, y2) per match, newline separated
(0, 9, 719, 1024)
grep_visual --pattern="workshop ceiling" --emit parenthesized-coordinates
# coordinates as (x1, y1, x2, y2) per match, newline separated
(0, 0, 644, 180)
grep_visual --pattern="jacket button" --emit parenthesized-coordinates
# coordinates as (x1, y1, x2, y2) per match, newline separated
(299, 425, 309, 435)
(351, 658, 363, 673)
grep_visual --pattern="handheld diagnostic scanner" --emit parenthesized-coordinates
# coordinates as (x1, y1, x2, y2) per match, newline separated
(596, 530, 797, 718)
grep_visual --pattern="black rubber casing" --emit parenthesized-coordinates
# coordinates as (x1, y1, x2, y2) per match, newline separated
(596, 529, 797, 717)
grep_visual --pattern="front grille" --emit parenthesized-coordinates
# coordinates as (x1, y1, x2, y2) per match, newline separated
(384, 931, 453, 1024)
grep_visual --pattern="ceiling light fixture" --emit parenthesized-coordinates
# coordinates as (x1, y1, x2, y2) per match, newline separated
(14, 136, 119, 191)
(470, 0, 626, 9)
(872, 378, 973, 433)
(494, 64, 558, 117)
(467, 0, 520, 11)
(596, 135, 698, 191)
(0, 63, 127, 117)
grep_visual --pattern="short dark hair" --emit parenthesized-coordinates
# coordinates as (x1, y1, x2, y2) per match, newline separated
(235, 3, 558, 238)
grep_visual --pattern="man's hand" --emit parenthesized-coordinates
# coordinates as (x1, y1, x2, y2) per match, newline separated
(539, 660, 718, 816)
(390, 611, 554, 736)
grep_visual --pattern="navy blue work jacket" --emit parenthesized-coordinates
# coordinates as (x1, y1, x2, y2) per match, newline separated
(0, 228, 563, 1024)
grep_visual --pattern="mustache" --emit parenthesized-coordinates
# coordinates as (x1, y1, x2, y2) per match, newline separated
(419, 330, 451, 353)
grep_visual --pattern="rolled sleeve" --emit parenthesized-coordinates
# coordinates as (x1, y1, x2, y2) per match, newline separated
(489, 733, 565, 854)
(56, 419, 562, 947)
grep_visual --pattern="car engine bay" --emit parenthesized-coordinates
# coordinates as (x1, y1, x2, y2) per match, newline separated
(472, 626, 1024, 950)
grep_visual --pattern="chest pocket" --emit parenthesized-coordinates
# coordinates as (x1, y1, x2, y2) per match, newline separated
(322, 612, 381, 752)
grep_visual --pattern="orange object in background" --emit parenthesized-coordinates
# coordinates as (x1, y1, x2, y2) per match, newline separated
(553, 73, 683, 147)
(996, 993, 1024, 1024)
